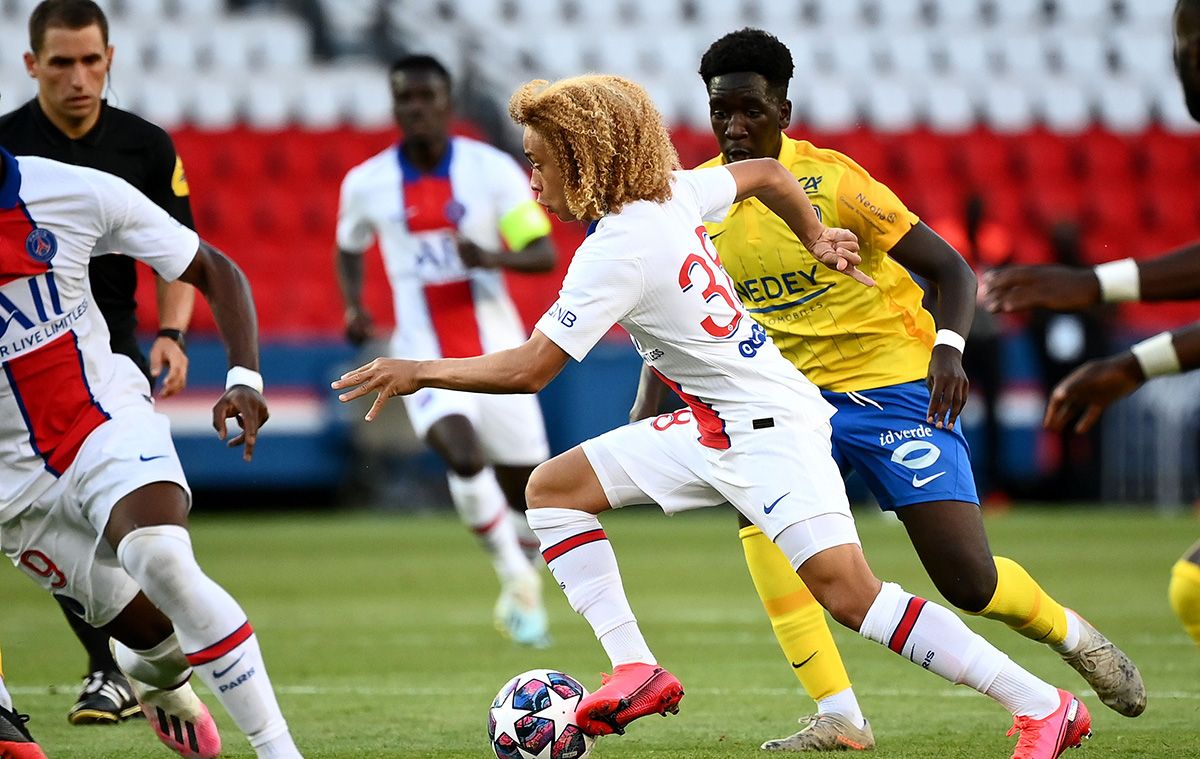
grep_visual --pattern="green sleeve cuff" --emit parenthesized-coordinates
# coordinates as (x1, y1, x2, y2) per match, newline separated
(499, 200, 552, 251)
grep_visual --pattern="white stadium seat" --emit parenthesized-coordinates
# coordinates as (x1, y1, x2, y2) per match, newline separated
(1052, 0, 1115, 29)
(185, 75, 239, 130)
(1096, 76, 1151, 133)
(1154, 80, 1200, 134)
(980, 78, 1035, 132)
(141, 22, 197, 72)
(987, 0, 1045, 29)
(870, 0, 927, 29)
(995, 31, 1048, 79)
(796, 78, 860, 132)
(922, 78, 976, 132)
(133, 75, 188, 131)
(1123, 0, 1178, 32)
(863, 78, 919, 132)
(1049, 34, 1109, 78)
(939, 31, 996, 82)
(1032, 77, 1092, 133)
(242, 76, 293, 131)
(929, 0, 985, 27)
(1110, 27, 1174, 85)
(294, 68, 346, 130)
(877, 32, 936, 78)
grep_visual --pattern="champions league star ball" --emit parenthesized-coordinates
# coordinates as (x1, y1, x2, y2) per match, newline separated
(488, 669, 595, 759)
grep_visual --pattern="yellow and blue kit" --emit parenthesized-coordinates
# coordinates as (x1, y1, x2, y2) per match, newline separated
(700, 137, 977, 508)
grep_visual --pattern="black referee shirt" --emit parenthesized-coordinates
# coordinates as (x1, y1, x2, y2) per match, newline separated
(0, 98, 195, 375)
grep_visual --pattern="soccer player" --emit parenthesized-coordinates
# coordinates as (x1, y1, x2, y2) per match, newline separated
(633, 29, 1145, 751)
(0, 146, 302, 758)
(335, 73, 1092, 758)
(983, 0, 1200, 652)
(0, 650, 48, 759)
(335, 54, 558, 646)
(0, 0, 196, 724)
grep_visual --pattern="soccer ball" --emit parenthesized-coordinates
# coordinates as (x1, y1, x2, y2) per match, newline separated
(488, 669, 595, 759)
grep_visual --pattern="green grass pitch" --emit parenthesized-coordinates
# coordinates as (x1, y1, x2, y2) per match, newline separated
(4, 506, 1198, 757)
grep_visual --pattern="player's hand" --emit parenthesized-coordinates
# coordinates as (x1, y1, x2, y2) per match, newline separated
(1044, 353, 1143, 434)
(212, 386, 269, 462)
(150, 335, 189, 398)
(925, 345, 969, 430)
(809, 227, 874, 287)
(332, 358, 420, 422)
(982, 265, 1101, 314)
(344, 306, 373, 347)
(457, 236, 499, 269)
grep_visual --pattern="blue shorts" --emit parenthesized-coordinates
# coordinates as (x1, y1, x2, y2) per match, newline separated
(822, 380, 979, 510)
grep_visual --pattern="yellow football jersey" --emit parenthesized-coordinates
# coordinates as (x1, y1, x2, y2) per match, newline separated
(699, 137, 934, 392)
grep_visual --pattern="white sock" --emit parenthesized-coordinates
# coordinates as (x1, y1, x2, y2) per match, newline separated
(510, 509, 543, 565)
(0, 675, 12, 711)
(447, 470, 533, 582)
(117, 526, 296, 753)
(526, 508, 653, 666)
(858, 582, 1058, 716)
(115, 634, 190, 689)
(816, 687, 865, 729)
(985, 662, 1061, 719)
(1050, 610, 1083, 654)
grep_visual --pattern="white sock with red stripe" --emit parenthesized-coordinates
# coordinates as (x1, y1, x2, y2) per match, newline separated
(115, 633, 190, 689)
(510, 509, 543, 564)
(448, 469, 534, 582)
(858, 582, 1058, 717)
(526, 508, 655, 666)
(117, 526, 300, 757)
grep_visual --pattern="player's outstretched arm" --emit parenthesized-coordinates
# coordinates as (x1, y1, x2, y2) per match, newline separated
(457, 234, 557, 273)
(984, 241, 1200, 313)
(333, 330, 572, 422)
(888, 222, 976, 429)
(1045, 322, 1200, 433)
(177, 240, 268, 460)
(723, 159, 872, 287)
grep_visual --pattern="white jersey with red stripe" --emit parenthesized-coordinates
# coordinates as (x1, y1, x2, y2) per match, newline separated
(534, 167, 834, 450)
(336, 136, 533, 360)
(0, 151, 199, 522)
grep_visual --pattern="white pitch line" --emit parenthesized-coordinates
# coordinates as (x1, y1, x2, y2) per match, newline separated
(10, 684, 1200, 700)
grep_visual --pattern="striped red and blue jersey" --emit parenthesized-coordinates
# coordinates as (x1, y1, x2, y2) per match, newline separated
(335, 136, 545, 361)
(0, 150, 198, 520)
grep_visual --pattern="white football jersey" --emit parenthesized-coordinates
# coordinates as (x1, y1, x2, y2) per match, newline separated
(336, 136, 535, 360)
(0, 151, 199, 520)
(535, 168, 833, 450)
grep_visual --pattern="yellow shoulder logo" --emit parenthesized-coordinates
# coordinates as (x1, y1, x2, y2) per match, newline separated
(171, 156, 190, 197)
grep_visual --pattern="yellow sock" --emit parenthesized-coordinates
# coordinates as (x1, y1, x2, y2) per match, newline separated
(739, 525, 851, 702)
(1169, 559, 1200, 647)
(971, 556, 1070, 646)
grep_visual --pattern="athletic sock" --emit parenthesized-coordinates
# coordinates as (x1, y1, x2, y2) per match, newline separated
(971, 557, 1072, 649)
(526, 508, 653, 666)
(816, 688, 865, 729)
(1169, 558, 1200, 647)
(858, 582, 1059, 718)
(447, 469, 533, 582)
(0, 676, 11, 713)
(739, 525, 856, 706)
(114, 634, 190, 690)
(117, 526, 297, 754)
(510, 509, 543, 565)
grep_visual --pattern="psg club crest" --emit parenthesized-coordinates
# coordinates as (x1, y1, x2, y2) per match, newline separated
(25, 228, 57, 263)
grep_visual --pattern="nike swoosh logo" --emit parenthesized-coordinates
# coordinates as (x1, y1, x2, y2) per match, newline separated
(709, 230, 725, 240)
(139, 454, 167, 462)
(791, 651, 818, 669)
(764, 492, 789, 514)
(213, 653, 245, 679)
(912, 472, 946, 488)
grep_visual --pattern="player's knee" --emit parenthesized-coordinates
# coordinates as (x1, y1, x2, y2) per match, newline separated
(524, 462, 555, 510)
(442, 450, 487, 477)
(117, 525, 200, 598)
(935, 564, 997, 614)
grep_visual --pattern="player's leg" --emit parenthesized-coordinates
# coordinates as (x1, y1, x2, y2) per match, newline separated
(840, 380, 1144, 717)
(0, 648, 47, 759)
(736, 511, 872, 752)
(103, 481, 301, 758)
(789, 540, 1090, 756)
(419, 394, 545, 645)
(55, 596, 141, 725)
(1169, 539, 1200, 647)
(495, 465, 542, 561)
(524, 419, 723, 736)
(899, 500, 1145, 717)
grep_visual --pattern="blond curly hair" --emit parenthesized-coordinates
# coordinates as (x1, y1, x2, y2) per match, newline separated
(509, 74, 679, 220)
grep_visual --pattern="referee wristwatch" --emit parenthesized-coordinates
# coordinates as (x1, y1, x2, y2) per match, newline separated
(156, 328, 187, 352)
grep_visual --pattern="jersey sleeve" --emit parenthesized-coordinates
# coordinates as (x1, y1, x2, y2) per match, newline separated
(674, 167, 738, 223)
(335, 169, 376, 254)
(534, 247, 642, 362)
(90, 170, 200, 281)
(145, 128, 196, 230)
(490, 151, 552, 251)
(832, 155, 918, 252)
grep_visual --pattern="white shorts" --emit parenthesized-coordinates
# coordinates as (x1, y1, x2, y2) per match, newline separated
(0, 407, 190, 626)
(403, 387, 550, 466)
(581, 410, 860, 566)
